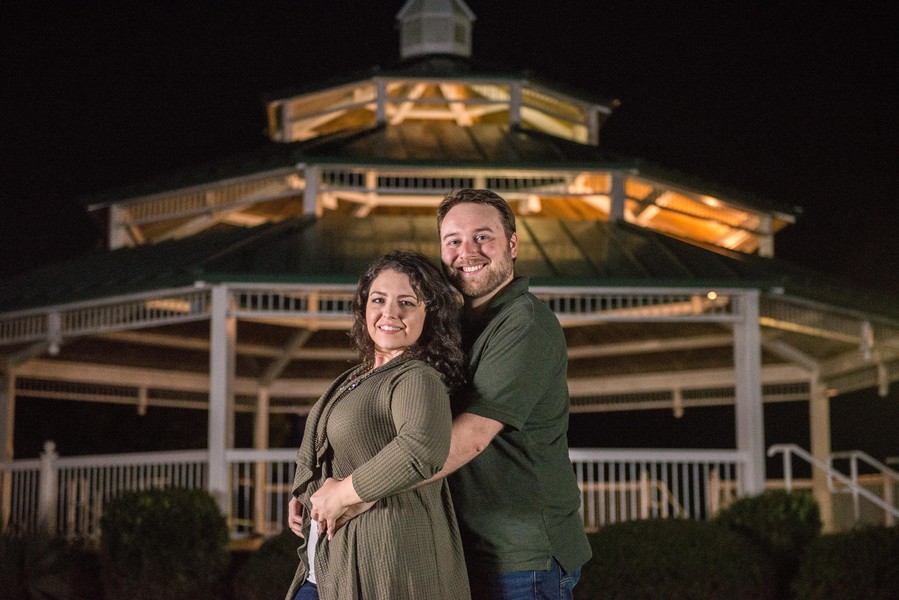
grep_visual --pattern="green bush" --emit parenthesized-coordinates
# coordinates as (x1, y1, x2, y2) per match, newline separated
(0, 530, 101, 600)
(99, 487, 229, 600)
(579, 519, 778, 600)
(792, 524, 899, 600)
(715, 489, 821, 598)
(715, 489, 821, 558)
(232, 528, 302, 600)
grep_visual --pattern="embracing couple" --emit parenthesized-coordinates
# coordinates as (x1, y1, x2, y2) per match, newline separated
(285, 189, 591, 600)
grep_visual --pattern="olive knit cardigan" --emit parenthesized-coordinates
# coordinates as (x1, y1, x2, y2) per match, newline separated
(285, 357, 470, 600)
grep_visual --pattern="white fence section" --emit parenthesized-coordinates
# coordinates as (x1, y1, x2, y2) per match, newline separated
(2, 445, 753, 542)
(570, 448, 747, 531)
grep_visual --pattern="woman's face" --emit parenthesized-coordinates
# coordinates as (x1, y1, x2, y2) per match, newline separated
(365, 269, 426, 365)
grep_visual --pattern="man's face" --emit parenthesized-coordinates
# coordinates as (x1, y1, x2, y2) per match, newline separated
(439, 203, 518, 307)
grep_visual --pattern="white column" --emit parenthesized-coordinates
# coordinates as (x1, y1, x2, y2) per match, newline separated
(109, 205, 130, 250)
(208, 285, 236, 514)
(375, 78, 387, 125)
(253, 387, 270, 534)
(757, 215, 774, 258)
(38, 440, 59, 532)
(304, 165, 321, 216)
(0, 371, 13, 463)
(733, 290, 765, 494)
(509, 82, 522, 128)
(609, 172, 626, 223)
(587, 108, 600, 146)
(0, 371, 13, 531)
(809, 377, 835, 531)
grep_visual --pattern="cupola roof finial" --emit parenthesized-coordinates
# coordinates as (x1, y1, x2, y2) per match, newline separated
(396, 0, 476, 60)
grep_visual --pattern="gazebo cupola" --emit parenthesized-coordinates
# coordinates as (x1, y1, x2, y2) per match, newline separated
(90, 0, 797, 259)
(397, 0, 475, 59)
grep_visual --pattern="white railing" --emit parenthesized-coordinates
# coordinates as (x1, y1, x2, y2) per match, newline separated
(570, 448, 748, 531)
(227, 449, 297, 538)
(768, 444, 899, 528)
(3, 445, 749, 541)
(828, 450, 899, 526)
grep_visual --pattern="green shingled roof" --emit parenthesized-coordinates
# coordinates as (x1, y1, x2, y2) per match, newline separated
(1, 214, 894, 321)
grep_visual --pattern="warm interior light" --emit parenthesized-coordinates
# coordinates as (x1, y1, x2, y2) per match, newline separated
(707, 291, 718, 301)
(145, 298, 193, 313)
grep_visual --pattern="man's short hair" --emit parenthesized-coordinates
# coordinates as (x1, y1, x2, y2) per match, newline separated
(437, 189, 517, 240)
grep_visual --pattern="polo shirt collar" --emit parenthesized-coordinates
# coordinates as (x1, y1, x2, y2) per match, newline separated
(464, 276, 530, 326)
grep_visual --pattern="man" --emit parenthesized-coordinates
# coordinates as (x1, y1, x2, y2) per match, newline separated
(308, 188, 591, 598)
(434, 188, 591, 600)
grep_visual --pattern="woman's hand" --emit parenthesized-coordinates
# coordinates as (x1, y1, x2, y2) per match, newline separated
(310, 476, 362, 540)
(287, 496, 304, 538)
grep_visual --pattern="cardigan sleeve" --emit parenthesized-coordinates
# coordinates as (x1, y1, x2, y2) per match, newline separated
(351, 364, 452, 502)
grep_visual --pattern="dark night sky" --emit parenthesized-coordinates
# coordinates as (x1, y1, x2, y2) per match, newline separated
(2, 1, 898, 290)
(1, 1, 898, 459)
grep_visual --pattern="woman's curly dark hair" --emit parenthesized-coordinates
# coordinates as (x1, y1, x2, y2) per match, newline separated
(350, 251, 467, 390)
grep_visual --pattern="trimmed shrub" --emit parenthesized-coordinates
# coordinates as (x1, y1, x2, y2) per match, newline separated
(0, 530, 102, 600)
(792, 524, 899, 600)
(99, 487, 229, 600)
(715, 489, 821, 558)
(715, 489, 821, 598)
(579, 518, 778, 600)
(232, 528, 302, 600)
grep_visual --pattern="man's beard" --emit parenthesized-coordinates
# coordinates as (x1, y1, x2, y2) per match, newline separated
(445, 251, 514, 300)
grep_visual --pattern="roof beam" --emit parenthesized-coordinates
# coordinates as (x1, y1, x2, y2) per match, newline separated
(97, 331, 356, 361)
(11, 359, 332, 398)
(568, 363, 808, 397)
(567, 334, 733, 359)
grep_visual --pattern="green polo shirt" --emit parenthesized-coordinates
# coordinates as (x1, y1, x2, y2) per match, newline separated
(448, 277, 591, 574)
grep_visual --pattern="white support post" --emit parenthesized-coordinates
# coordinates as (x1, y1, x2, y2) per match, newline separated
(509, 82, 522, 128)
(375, 78, 387, 125)
(757, 215, 774, 258)
(609, 172, 626, 223)
(0, 371, 12, 531)
(280, 100, 292, 142)
(208, 286, 236, 515)
(304, 165, 321, 216)
(0, 371, 12, 463)
(733, 290, 765, 495)
(809, 377, 835, 531)
(38, 440, 59, 532)
(587, 108, 600, 146)
(108, 205, 130, 250)
(253, 387, 271, 534)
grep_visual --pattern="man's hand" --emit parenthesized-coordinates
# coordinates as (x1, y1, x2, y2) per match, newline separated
(287, 496, 304, 538)
(310, 476, 362, 540)
(331, 500, 376, 533)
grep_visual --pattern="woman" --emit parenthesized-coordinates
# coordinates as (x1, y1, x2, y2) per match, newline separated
(285, 251, 471, 600)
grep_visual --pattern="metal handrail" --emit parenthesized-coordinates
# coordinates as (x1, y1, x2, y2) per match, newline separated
(768, 444, 899, 525)
(828, 449, 899, 525)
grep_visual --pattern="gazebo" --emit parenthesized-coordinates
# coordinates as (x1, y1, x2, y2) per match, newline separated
(2, 0, 898, 537)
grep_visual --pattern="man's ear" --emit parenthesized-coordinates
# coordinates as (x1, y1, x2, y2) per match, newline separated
(509, 232, 519, 259)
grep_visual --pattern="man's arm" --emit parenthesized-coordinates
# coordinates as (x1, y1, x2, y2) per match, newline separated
(331, 411, 503, 531)
(440, 412, 503, 477)
(412, 411, 503, 488)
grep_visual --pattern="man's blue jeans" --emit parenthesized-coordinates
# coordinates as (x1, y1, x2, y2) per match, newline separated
(469, 559, 581, 600)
